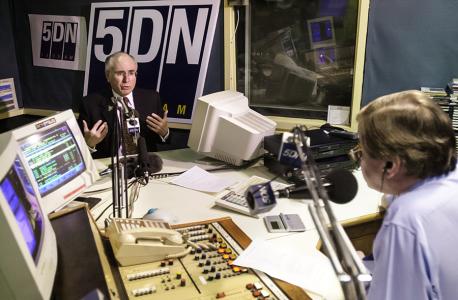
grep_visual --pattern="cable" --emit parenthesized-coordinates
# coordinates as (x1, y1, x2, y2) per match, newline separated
(149, 154, 264, 179)
(95, 202, 113, 222)
(94, 177, 140, 222)
(231, 7, 240, 44)
(150, 171, 187, 179)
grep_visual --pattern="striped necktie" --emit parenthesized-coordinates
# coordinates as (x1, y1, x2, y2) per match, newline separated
(121, 97, 138, 155)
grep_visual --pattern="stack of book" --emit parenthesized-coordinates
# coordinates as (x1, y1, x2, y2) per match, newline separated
(421, 85, 458, 153)
(447, 80, 458, 136)
(421, 87, 452, 116)
(446, 79, 458, 154)
(421, 86, 449, 98)
(446, 78, 458, 99)
(455, 132, 458, 155)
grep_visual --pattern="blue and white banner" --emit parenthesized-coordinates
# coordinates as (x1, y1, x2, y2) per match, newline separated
(84, 0, 220, 123)
(29, 14, 87, 70)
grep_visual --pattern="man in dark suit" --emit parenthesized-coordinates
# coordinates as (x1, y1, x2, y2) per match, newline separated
(78, 52, 169, 158)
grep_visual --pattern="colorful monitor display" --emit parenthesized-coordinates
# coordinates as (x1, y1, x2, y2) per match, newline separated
(0, 136, 57, 300)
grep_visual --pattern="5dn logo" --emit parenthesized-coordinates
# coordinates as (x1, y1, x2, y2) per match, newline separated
(92, 7, 209, 64)
(282, 149, 299, 160)
(40, 22, 78, 61)
(29, 14, 87, 70)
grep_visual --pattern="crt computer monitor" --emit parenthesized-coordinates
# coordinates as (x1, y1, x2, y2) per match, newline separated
(307, 16, 336, 50)
(10, 109, 99, 214)
(307, 16, 337, 69)
(0, 135, 57, 299)
(188, 90, 276, 166)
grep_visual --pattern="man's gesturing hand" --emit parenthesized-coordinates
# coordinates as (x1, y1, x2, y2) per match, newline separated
(83, 120, 108, 148)
(146, 110, 168, 138)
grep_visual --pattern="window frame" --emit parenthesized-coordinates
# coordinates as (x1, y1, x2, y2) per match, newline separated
(223, 0, 370, 132)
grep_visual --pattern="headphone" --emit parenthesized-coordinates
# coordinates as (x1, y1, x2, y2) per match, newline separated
(380, 161, 393, 191)
(383, 161, 393, 172)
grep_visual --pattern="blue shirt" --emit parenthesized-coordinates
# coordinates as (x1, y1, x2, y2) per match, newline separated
(367, 165, 458, 300)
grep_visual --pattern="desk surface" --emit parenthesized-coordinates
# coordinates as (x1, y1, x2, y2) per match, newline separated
(86, 148, 383, 299)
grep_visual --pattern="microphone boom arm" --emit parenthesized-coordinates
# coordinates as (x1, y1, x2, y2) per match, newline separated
(291, 126, 370, 299)
(110, 96, 131, 218)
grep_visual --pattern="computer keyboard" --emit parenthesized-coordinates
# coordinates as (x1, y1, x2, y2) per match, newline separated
(214, 176, 289, 216)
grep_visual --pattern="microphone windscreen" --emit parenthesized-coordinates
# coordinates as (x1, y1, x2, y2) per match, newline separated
(325, 169, 358, 204)
(146, 153, 163, 174)
(134, 137, 163, 178)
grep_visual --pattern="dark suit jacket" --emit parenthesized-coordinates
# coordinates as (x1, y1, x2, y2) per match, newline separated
(78, 88, 167, 159)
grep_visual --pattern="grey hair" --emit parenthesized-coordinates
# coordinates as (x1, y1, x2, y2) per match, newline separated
(104, 51, 137, 76)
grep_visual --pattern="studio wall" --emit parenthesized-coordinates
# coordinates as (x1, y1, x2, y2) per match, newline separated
(362, 0, 458, 106)
(5, 0, 224, 112)
(0, 0, 23, 107)
(3, 1, 458, 113)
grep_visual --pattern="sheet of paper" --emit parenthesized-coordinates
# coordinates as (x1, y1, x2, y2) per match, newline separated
(233, 239, 344, 299)
(327, 105, 350, 125)
(170, 166, 236, 193)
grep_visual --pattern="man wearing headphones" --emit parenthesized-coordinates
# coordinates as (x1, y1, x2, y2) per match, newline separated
(351, 90, 458, 299)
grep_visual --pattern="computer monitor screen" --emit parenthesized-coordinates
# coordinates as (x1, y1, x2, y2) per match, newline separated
(19, 121, 86, 197)
(308, 16, 336, 49)
(0, 136, 57, 300)
(1, 159, 43, 261)
(188, 90, 276, 166)
(10, 110, 99, 214)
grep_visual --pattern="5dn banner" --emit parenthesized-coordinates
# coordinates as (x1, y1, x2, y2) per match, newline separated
(84, 0, 220, 123)
(29, 14, 87, 71)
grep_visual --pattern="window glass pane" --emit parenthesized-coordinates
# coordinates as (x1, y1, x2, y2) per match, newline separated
(236, 0, 359, 120)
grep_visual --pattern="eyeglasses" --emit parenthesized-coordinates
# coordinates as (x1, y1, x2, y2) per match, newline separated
(113, 70, 137, 79)
(349, 144, 363, 165)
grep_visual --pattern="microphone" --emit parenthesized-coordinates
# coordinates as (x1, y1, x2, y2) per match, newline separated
(112, 96, 140, 136)
(244, 169, 357, 214)
(277, 131, 310, 168)
(111, 95, 139, 119)
(245, 183, 277, 215)
(126, 115, 140, 136)
(276, 169, 358, 204)
(134, 137, 163, 182)
(114, 96, 134, 118)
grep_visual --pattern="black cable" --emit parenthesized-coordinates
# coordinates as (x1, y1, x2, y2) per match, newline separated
(150, 170, 187, 179)
(149, 154, 265, 179)
(95, 202, 113, 222)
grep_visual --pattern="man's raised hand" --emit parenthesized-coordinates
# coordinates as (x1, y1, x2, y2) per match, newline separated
(83, 120, 108, 148)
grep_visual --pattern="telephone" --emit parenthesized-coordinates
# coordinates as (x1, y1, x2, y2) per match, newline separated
(106, 218, 189, 266)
